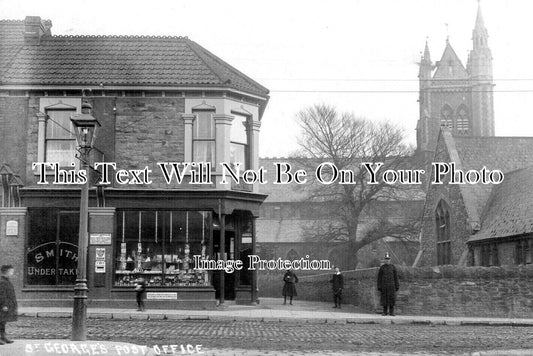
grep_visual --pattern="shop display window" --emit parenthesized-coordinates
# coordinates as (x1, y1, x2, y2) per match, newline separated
(115, 210, 211, 287)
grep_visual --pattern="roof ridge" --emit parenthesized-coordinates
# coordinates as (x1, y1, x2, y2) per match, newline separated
(187, 39, 269, 95)
(0, 19, 24, 23)
(185, 40, 227, 86)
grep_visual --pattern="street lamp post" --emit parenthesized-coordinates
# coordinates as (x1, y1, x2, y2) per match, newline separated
(70, 102, 100, 341)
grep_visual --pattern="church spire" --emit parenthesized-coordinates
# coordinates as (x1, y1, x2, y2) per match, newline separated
(472, 0, 489, 50)
(418, 38, 432, 81)
(469, 0, 492, 79)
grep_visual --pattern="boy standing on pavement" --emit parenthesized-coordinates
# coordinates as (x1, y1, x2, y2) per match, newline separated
(0, 265, 17, 345)
(330, 267, 344, 309)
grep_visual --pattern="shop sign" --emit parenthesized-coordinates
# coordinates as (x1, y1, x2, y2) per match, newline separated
(26, 241, 78, 281)
(95, 247, 106, 260)
(95, 260, 106, 273)
(6, 220, 18, 236)
(90, 233, 112, 245)
(146, 292, 178, 300)
(242, 233, 252, 244)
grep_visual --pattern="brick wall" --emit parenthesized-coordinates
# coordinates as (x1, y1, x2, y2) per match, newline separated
(0, 97, 29, 180)
(258, 265, 533, 318)
(115, 97, 186, 189)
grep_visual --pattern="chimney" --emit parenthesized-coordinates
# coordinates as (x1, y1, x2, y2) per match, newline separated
(24, 16, 48, 44)
(42, 19, 53, 36)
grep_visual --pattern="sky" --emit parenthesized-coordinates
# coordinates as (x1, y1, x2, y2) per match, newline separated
(2, 0, 533, 158)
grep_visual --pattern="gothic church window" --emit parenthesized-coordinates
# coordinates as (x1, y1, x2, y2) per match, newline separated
(456, 106, 470, 135)
(440, 105, 453, 129)
(435, 200, 452, 265)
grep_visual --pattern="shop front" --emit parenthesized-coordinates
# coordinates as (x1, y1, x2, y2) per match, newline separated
(16, 188, 265, 309)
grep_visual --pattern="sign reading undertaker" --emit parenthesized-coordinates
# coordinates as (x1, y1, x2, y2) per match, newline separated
(26, 241, 79, 285)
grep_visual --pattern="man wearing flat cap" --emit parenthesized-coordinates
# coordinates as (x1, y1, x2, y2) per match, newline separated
(377, 252, 399, 316)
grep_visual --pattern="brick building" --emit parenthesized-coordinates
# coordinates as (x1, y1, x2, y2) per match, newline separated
(0, 16, 269, 308)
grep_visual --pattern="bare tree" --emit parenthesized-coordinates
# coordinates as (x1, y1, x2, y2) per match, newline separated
(295, 104, 422, 266)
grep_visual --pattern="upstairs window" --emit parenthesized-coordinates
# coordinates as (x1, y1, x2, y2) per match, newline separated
(230, 113, 250, 170)
(192, 110, 215, 165)
(46, 108, 77, 167)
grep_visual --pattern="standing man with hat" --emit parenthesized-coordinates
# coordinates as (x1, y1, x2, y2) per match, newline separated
(377, 253, 399, 316)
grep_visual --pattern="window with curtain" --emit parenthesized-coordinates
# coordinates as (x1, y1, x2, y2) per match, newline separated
(46, 109, 77, 167)
(192, 110, 215, 166)
(230, 113, 250, 170)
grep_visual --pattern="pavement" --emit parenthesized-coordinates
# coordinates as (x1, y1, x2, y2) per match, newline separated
(2, 298, 533, 356)
(15, 298, 533, 326)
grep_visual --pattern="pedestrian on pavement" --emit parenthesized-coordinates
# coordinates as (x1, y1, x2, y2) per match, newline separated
(0, 264, 17, 345)
(134, 277, 147, 311)
(282, 269, 298, 305)
(377, 253, 399, 316)
(330, 266, 344, 309)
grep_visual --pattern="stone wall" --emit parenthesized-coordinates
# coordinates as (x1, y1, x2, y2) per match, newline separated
(258, 265, 533, 317)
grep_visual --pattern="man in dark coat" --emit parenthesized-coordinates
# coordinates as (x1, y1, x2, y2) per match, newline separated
(330, 267, 344, 308)
(377, 253, 399, 316)
(0, 265, 17, 344)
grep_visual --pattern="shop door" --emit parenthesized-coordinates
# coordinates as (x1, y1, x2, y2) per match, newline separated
(212, 230, 236, 300)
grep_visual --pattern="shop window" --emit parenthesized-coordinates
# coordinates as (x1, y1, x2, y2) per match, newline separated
(26, 209, 79, 285)
(115, 210, 212, 287)
(435, 200, 451, 265)
(192, 110, 215, 165)
(230, 112, 250, 170)
(46, 108, 77, 166)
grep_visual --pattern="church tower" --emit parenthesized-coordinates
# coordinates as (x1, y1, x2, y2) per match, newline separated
(416, 2, 495, 155)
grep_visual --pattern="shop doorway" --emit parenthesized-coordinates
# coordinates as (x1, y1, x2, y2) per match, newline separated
(212, 230, 236, 300)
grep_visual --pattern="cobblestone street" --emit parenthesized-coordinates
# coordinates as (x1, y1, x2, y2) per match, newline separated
(7, 316, 533, 355)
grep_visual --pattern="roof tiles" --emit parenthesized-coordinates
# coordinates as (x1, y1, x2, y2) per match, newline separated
(0, 19, 269, 96)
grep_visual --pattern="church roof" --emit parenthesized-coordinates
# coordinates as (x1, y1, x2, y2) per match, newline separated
(469, 167, 533, 242)
(0, 18, 269, 97)
(433, 40, 468, 80)
(439, 130, 533, 233)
